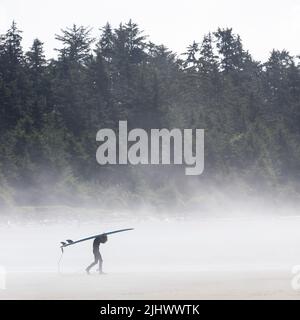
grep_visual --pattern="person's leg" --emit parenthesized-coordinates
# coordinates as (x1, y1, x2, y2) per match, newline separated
(98, 254, 103, 274)
(86, 253, 99, 274)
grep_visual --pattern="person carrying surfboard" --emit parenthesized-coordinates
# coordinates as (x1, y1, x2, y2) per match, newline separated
(85, 234, 107, 275)
(59, 228, 133, 274)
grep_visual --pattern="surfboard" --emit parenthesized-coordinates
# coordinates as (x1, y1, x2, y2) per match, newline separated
(60, 228, 134, 249)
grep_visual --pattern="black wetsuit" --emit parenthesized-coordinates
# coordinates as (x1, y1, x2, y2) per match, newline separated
(86, 237, 103, 274)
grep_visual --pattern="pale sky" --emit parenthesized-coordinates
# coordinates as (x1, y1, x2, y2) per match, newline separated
(0, 0, 299, 62)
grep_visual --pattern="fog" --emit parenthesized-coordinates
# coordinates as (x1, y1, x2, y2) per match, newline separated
(1, 199, 300, 299)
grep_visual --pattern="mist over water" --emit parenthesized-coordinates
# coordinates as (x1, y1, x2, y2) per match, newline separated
(1, 202, 300, 274)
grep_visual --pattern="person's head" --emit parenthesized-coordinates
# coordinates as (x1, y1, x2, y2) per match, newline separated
(99, 234, 108, 243)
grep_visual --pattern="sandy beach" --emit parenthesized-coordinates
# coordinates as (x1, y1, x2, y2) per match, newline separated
(0, 269, 299, 299)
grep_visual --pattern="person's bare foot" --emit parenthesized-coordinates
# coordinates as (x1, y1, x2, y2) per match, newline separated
(85, 268, 90, 275)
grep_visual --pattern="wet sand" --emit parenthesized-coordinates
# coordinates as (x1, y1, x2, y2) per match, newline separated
(0, 269, 299, 299)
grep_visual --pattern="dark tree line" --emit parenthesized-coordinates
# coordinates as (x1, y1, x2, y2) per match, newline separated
(0, 21, 300, 207)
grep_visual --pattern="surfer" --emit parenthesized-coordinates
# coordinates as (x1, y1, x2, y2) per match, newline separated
(86, 234, 107, 275)
(60, 228, 133, 274)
